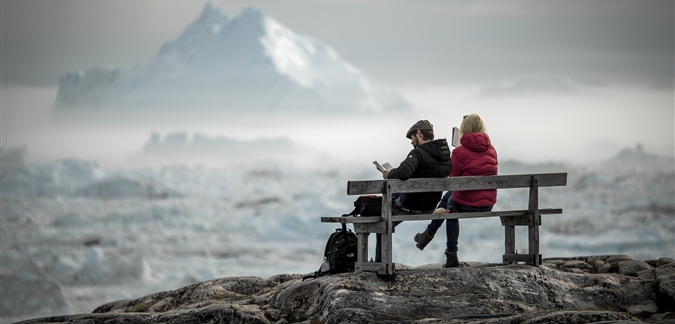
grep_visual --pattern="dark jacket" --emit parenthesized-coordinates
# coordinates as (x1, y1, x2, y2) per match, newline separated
(387, 139, 452, 211)
(450, 133, 498, 207)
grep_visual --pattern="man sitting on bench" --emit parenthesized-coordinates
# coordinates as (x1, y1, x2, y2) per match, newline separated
(413, 114, 498, 267)
(375, 120, 453, 262)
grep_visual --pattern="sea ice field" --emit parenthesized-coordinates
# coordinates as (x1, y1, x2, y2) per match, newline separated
(1, 145, 673, 323)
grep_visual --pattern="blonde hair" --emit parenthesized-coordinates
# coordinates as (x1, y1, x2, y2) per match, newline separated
(460, 114, 486, 135)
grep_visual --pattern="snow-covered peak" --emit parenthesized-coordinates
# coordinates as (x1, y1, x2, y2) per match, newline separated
(201, 2, 227, 22)
(261, 14, 318, 88)
(156, 3, 229, 60)
(195, 2, 228, 35)
(238, 6, 267, 24)
(54, 4, 411, 115)
(221, 6, 267, 37)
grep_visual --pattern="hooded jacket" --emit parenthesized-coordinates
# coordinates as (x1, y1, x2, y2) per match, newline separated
(387, 139, 453, 211)
(450, 133, 498, 207)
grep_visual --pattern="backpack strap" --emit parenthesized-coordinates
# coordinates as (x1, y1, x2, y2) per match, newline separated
(343, 206, 358, 217)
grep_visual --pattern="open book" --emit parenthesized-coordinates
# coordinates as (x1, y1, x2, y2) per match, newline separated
(373, 161, 394, 173)
(451, 127, 461, 147)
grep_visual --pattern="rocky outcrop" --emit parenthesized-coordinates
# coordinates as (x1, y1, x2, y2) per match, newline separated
(16, 255, 675, 324)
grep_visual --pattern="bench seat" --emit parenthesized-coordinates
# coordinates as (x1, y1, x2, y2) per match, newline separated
(321, 208, 563, 224)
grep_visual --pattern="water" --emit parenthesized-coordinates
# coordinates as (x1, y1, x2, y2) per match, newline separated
(1, 148, 673, 323)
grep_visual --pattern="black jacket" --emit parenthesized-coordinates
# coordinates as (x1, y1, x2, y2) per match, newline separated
(387, 139, 452, 211)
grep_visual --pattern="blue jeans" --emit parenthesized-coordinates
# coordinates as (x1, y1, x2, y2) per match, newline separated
(426, 191, 493, 253)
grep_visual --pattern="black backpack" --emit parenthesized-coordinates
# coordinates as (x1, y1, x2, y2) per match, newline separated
(303, 195, 380, 280)
(304, 224, 358, 279)
(346, 195, 382, 217)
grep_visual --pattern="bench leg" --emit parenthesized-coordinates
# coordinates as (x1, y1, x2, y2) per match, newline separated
(380, 233, 393, 274)
(503, 176, 543, 266)
(504, 224, 515, 261)
(528, 225, 540, 265)
(354, 233, 369, 274)
(527, 175, 541, 266)
(380, 182, 394, 275)
(357, 233, 369, 263)
(354, 224, 392, 274)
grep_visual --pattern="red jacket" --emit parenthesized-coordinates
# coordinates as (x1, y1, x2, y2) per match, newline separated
(450, 133, 498, 207)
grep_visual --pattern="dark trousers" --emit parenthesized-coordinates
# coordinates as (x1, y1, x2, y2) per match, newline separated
(375, 194, 433, 262)
(426, 191, 493, 253)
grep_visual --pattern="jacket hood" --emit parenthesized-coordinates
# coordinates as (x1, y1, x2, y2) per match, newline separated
(460, 133, 492, 153)
(418, 139, 451, 162)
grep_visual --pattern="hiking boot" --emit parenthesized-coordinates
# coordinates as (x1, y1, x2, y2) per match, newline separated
(443, 251, 459, 268)
(414, 230, 434, 250)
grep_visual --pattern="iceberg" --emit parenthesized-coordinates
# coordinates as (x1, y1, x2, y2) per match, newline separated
(54, 4, 411, 116)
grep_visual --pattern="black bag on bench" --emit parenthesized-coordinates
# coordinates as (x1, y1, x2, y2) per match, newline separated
(345, 195, 382, 217)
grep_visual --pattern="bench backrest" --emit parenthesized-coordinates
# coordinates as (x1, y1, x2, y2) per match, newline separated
(347, 173, 567, 195)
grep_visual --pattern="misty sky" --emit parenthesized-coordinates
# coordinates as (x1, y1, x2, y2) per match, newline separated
(1, 0, 674, 167)
(2, 0, 673, 88)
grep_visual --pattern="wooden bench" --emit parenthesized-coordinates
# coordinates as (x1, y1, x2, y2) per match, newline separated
(321, 173, 567, 275)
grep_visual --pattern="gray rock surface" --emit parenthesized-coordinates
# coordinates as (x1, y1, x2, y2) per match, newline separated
(15, 255, 675, 324)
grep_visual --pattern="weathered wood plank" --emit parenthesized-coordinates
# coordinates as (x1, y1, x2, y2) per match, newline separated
(348, 173, 567, 195)
(500, 215, 530, 226)
(355, 261, 386, 273)
(504, 224, 515, 254)
(503, 253, 541, 264)
(357, 233, 369, 263)
(355, 262, 396, 273)
(353, 222, 387, 234)
(321, 216, 381, 223)
(381, 182, 393, 268)
(388, 209, 562, 222)
(528, 176, 540, 266)
(321, 209, 563, 224)
(347, 181, 384, 196)
(380, 262, 395, 275)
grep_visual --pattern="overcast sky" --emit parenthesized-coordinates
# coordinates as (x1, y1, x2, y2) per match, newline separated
(1, 0, 673, 167)
(2, 0, 673, 88)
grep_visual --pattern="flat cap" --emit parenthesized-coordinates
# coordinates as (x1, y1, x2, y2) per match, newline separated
(406, 120, 433, 139)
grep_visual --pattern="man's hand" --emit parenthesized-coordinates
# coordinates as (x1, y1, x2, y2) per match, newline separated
(382, 170, 389, 179)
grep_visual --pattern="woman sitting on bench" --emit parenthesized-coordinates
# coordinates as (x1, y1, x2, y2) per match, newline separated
(413, 113, 498, 268)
